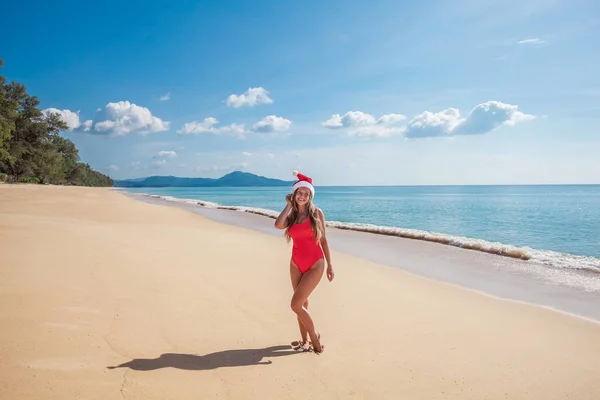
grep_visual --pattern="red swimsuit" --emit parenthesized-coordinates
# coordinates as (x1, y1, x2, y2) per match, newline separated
(289, 218, 324, 273)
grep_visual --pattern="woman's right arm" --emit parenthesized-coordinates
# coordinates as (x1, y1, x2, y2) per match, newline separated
(274, 195, 292, 229)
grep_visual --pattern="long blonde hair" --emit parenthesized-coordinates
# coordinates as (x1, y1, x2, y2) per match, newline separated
(284, 190, 324, 243)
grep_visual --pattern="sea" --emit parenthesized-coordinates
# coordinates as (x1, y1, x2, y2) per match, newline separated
(122, 184, 600, 321)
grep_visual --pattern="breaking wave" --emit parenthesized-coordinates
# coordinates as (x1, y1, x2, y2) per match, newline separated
(140, 193, 600, 275)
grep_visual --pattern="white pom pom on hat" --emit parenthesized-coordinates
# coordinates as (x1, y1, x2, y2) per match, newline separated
(291, 170, 315, 197)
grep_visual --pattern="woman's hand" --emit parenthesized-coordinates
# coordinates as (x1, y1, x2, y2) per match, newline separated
(326, 264, 335, 282)
(274, 194, 293, 229)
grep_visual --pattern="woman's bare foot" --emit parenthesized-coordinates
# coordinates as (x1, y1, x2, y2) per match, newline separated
(310, 333, 324, 354)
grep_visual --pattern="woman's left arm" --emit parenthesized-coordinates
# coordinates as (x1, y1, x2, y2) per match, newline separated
(318, 208, 335, 282)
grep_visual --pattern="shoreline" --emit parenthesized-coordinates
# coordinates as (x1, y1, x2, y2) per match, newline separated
(125, 190, 600, 324)
(119, 188, 600, 271)
(3, 184, 600, 399)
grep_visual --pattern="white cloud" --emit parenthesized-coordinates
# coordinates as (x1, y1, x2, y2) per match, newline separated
(405, 108, 462, 138)
(405, 101, 535, 138)
(266, 153, 275, 159)
(376, 113, 407, 125)
(252, 115, 292, 133)
(323, 102, 534, 139)
(242, 152, 252, 156)
(130, 161, 142, 170)
(155, 150, 177, 159)
(323, 111, 376, 129)
(152, 160, 167, 168)
(178, 117, 218, 134)
(77, 101, 169, 136)
(226, 87, 273, 108)
(42, 108, 81, 130)
(456, 101, 536, 134)
(323, 111, 407, 137)
(107, 165, 119, 172)
(160, 92, 171, 101)
(348, 124, 406, 137)
(177, 117, 247, 138)
(518, 38, 546, 44)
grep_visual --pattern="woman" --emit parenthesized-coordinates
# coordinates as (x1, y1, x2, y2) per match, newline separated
(274, 170, 334, 354)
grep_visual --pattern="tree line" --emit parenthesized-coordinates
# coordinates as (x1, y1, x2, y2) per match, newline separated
(0, 59, 113, 186)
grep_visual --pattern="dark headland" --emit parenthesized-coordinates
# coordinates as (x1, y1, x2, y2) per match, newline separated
(113, 171, 294, 188)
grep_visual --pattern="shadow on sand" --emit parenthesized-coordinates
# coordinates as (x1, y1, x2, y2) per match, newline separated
(106, 345, 300, 371)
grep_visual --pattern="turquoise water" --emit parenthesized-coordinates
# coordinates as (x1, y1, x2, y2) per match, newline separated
(123, 185, 600, 267)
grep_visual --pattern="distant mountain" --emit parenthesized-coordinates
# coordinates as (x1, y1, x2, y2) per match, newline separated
(113, 171, 295, 188)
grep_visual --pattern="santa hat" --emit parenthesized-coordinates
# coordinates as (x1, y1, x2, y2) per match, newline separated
(292, 170, 315, 197)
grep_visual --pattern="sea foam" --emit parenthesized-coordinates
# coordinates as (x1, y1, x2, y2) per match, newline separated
(140, 193, 600, 275)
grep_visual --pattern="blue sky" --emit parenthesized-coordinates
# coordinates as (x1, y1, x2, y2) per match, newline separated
(1, 0, 599, 185)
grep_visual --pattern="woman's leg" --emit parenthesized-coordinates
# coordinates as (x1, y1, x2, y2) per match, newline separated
(290, 261, 309, 345)
(290, 259, 325, 352)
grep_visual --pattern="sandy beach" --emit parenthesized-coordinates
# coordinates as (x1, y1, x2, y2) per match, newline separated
(1, 184, 599, 400)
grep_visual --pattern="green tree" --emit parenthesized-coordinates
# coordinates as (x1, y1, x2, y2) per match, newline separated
(0, 59, 113, 187)
(52, 135, 80, 183)
(0, 59, 17, 169)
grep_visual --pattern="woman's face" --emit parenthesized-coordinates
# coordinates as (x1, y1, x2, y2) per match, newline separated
(294, 187, 311, 207)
